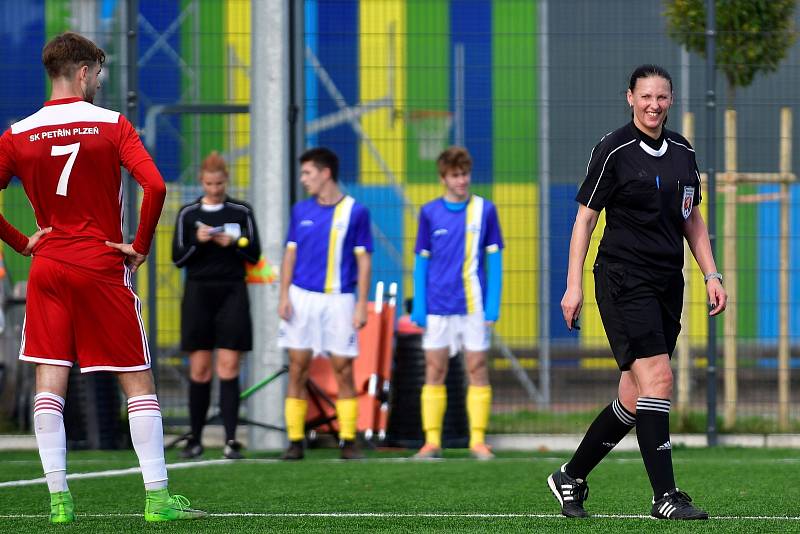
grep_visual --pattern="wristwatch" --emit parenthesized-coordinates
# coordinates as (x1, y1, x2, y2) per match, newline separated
(704, 272, 723, 284)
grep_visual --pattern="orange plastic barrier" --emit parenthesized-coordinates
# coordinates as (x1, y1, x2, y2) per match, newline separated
(304, 282, 397, 442)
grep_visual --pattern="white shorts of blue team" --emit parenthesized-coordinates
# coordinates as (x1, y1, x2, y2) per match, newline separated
(422, 311, 490, 357)
(277, 284, 359, 358)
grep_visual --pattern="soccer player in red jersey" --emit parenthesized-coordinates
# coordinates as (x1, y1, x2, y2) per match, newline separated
(0, 32, 204, 523)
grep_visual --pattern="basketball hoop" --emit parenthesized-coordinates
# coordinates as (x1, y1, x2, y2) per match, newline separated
(408, 110, 453, 161)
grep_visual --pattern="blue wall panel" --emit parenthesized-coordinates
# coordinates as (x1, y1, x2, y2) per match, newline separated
(139, 1, 181, 182)
(317, 1, 358, 184)
(450, 0, 492, 184)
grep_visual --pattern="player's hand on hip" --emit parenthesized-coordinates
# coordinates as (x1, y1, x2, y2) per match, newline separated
(105, 241, 147, 273)
(22, 227, 52, 256)
(278, 296, 293, 321)
(353, 301, 368, 330)
(707, 279, 727, 316)
(561, 285, 583, 331)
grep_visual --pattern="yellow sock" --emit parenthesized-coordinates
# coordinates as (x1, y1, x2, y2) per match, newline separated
(284, 397, 307, 442)
(467, 385, 492, 448)
(336, 397, 358, 441)
(421, 384, 447, 447)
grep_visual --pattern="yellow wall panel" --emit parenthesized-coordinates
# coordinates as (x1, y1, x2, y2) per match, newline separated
(685, 200, 709, 345)
(359, 1, 406, 185)
(226, 0, 251, 190)
(581, 210, 608, 348)
(143, 193, 184, 347)
(493, 183, 538, 347)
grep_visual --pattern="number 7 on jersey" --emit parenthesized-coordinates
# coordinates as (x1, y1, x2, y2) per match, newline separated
(51, 142, 80, 196)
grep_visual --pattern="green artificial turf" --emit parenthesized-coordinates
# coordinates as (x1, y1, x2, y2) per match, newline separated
(1, 447, 798, 533)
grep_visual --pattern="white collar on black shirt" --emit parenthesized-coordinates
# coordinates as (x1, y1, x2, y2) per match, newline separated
(638, 138, 668, 157)
(200, 202, 224, 212)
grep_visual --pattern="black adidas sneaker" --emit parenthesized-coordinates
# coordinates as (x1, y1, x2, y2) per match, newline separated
(651, 489, 709, 520)
(546, 463, 589, 518)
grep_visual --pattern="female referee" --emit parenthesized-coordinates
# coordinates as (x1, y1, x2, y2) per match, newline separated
(548, 64, 727, 520)
(172, 151, 261, 460)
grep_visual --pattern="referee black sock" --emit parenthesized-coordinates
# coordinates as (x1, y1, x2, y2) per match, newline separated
(220, 377, 240, 443)
(189, 380, 211, 445)
(636, 397, 676, 498)
(565, 398, 636, 480)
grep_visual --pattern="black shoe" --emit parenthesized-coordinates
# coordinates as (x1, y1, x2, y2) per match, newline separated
(651, 489, 708, 520)
(223, 440, 245, 460)
(340, 440, 364, 460)
(547, 463, 589, 518)
(280, 440, 305, 461)
(180, 440, 204, 460)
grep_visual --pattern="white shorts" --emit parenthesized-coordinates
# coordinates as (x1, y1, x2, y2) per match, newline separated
(277, 285, 359, 357)
(422, 312, 490, 356)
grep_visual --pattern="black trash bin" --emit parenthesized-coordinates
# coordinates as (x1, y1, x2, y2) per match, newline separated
(387, 330, 468, 449)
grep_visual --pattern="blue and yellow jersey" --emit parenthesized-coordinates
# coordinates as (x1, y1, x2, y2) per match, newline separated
(414, 195, 504, 315)
(286, 195, 373, 294)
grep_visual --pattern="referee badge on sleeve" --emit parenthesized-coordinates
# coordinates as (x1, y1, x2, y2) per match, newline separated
(682, 186, 695, 219)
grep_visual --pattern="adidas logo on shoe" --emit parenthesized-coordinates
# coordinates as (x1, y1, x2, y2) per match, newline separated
(657, 441, 672, 451)
(651, 488, 708, 520)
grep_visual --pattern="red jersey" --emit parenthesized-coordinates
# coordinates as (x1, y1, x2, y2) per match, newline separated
(0, 97, 166, 283)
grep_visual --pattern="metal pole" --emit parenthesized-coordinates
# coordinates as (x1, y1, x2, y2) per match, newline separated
(454, 43, 465, 147)
(704, 0, 718, 447)
(125, 0, 158, 383)
(778, 108, 792, 430)
(249, 0, 290, 451)
(126, 0, 140, 245)
(289, 0, 305, 205)
(537, 0, 551, 406)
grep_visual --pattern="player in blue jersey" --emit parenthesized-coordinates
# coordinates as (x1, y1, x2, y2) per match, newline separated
(411, 146, 504, 460)
(277, 147, 373, 460)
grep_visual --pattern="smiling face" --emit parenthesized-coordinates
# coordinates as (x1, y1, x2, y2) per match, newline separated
(627, 75, 672, 138)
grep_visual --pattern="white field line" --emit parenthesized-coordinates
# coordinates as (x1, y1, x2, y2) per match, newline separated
(4, 455, 800, 467)
(0, 512, 799, 521)
(0, 458, 241, 488)
(3, 455, 800, 488)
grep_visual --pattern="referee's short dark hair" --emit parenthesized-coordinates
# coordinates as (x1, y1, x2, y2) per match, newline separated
(628, 64, 673, 92)
(300, 147, 339, 182)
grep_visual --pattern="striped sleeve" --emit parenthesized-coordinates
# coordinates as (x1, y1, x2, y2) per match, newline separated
(172, 203, 198, 267)
(575, 136, 632, 211)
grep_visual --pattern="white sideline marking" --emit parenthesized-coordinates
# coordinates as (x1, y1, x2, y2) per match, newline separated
(3, 455, 800, 488)
(0, 456, 621, 488)
(0, 512, 798, 521)
(0, 458, 244, 488)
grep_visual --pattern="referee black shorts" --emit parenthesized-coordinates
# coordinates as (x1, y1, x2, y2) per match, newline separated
(593, 261, 683, 371)
(181, 279, 253, 352)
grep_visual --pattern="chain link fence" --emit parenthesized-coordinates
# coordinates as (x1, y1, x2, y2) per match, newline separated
(1, 0, 799, 439)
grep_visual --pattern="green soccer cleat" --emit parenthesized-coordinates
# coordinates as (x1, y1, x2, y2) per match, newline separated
(144, 488, 206, 522)
(49, 490, 75, 524)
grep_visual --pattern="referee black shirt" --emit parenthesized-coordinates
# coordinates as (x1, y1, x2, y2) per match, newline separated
(172, 196, 262, 280)
(576, 121, 701, 271)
